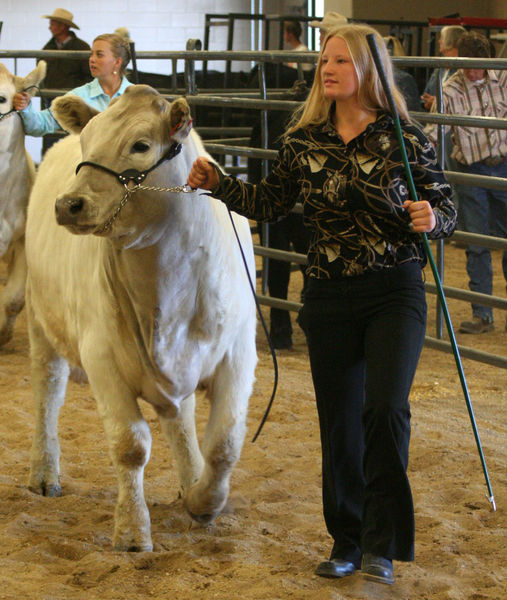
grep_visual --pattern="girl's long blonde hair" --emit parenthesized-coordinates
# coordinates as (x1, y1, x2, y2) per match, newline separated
(286, 23, 410, 134)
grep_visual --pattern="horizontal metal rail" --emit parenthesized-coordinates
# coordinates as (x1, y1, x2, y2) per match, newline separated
(412, 111, 507, 131)
(3, 50, 507, 69)
(165, 93, 300, 111)
(444, 231, 507, 250)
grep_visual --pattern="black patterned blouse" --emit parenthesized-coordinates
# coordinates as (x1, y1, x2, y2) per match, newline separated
(212, 110, 457, 279)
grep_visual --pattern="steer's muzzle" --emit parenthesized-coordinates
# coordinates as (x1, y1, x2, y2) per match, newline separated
(55, 193, 95, 233)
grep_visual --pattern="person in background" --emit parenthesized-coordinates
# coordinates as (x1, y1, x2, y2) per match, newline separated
(421, 25, 466, 110)
(425, 31, 507, 334)
(188, 24, 456, 585)
(283, 19, 313, 72)
(114, 26, 132, 43)
(422, 26, 466, 220)
(39, 8, 92, 152)
(383, 35, 421, 112)
(309, 11, 348, 46)
(41, 8, 91, 91)
(14, 33, 132, 137)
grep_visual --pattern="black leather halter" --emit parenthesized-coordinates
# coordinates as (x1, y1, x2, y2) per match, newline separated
(75, 141, 183, 185)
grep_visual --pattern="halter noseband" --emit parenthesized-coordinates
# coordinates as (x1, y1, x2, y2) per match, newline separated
(0, 109, 20, 123)
(1, 86, 41, 123)
(75, 141, 183, 185)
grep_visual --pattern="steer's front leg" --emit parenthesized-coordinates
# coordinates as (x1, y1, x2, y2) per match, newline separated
(184, 352, 253, 524)
(87, 363, 153, 552)
(27, 293, 69, 497)
(110, 418, 153, 551)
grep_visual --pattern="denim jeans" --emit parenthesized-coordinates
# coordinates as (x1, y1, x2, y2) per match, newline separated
(298, 263, 427, 565)
(455, 160, 507, 322)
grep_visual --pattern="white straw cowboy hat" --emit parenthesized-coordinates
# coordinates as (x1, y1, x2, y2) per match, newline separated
(42, 8, 80, 29)
(309, 12, 348, 32)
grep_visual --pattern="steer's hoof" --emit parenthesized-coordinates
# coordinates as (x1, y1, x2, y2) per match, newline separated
(114, 543, 153, 552)
(28, 482, 62, 497)
(187, 510, 217, 525)
(0, 326, 13, 347)
(113, 528, 153, 553)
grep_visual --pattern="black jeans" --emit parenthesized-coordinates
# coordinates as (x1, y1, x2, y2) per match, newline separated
(298, 263, 427, 566)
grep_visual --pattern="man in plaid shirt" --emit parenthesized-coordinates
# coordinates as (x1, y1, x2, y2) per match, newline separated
(425, 31, 507, 334)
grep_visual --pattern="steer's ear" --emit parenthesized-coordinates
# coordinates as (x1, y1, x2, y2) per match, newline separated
(168, 97, 192, 142)
(14, 60, 47, 97)
(51, 95, 100, 134)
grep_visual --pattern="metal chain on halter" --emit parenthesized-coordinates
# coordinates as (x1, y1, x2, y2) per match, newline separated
(0, 109, 19, 123)
(95, 182, 195, 234)
(1, 85, 40, 122)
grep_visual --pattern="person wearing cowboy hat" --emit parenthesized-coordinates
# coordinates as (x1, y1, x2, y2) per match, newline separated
(39, 9, 91, 152)
(41, 8, 91, 92)
(309, 11, 348, 45)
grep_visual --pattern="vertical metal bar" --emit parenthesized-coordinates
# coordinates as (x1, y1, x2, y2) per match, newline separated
(435, 68, 445, 339)
(203, 14, 210, 79)
(171, 58, 178, 92)
(264, 18, 270, 51)
(258, 62, 269, 296)
(226, 15, 234, 88)
(184, 39, 201, 96)
(129, 42, 139, 84)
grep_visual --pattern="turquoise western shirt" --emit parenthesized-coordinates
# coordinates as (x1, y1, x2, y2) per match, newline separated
(19, 76, 133, 136)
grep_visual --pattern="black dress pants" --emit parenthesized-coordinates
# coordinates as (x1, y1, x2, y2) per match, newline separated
(298, 263, 427, 567)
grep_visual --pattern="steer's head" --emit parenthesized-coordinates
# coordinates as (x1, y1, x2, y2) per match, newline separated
(0, 61, 46, 116)
(53, 85, 192, 246)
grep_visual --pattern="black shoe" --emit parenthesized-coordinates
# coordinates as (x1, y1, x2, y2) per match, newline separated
(361, 553, 394, 585)
(269, 332, 293, 350)
(315, 559, 356, 579)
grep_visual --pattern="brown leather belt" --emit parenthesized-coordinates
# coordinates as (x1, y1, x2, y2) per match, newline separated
(481, 156, 505, 167)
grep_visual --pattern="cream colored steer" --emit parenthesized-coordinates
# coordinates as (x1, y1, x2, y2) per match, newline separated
(0, 61, 46, 345)
(25, 85, 257, 551)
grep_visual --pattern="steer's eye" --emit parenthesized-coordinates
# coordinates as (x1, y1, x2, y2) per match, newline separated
(131, 141, 150, 153)
(0, 96, 7, 104)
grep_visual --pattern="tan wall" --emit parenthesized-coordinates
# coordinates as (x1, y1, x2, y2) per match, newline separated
(324, 0, 505, 20)
(323, 0, 506, 55)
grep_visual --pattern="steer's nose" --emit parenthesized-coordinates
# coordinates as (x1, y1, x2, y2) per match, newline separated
(55, 194, 86, 225)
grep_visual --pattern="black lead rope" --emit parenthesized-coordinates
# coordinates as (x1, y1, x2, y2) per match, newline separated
(224, 208, 279, 443)
(75, 141, 183, 185)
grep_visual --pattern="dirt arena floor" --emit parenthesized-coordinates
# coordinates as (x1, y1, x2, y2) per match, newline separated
(0, 242, 505, 600)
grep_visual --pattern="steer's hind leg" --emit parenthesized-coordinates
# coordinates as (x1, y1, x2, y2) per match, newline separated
(156, 392, 204, 496)
(184, 356, 253, 523)
(0, 239, 27, 347)
(27, 294, 69, 497)
(84, 360, 153, 551)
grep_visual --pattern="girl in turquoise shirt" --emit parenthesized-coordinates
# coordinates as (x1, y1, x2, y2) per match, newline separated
(14, 33, 133, 136)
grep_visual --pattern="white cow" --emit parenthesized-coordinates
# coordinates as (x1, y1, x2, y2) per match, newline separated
(0, 61, 46, 345)
(25, 85, 257, 551)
